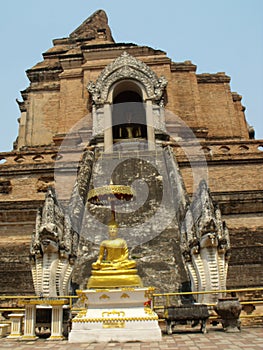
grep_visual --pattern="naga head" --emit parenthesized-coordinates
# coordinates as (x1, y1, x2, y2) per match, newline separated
(200, 232, 218, 248)
(39, 225, 59, 253)
(189, 237, 200, 254)
(41, 238, 59, 253)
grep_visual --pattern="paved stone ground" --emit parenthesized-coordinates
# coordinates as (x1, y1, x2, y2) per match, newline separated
(0, 327, 262, 350)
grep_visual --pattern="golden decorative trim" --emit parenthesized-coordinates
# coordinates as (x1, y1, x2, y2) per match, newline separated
(92, 269, 138, 276)
(8, 334, 22, 337)
(121, 287, 135, 291)
(120, 293, 130, 299)
(78, 310, 86, 317)
(103, 321, 125, 328)
(95, 289, 110, 292)
(99, 294, 110, 300)
(20, 298, 68, 306)
(72, 315, 158, 323)
(144, 307, 155, 315)
(102, 310, 125, 317)
(49, 335, 64, 340)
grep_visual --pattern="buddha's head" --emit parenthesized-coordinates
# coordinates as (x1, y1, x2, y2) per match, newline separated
(108, 218, 119, 239)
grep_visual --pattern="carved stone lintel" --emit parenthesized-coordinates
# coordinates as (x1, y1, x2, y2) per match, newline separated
(87, 52, 167, 106)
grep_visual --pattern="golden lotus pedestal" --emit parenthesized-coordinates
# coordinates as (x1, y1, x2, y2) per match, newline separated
(87, 269, 143, 289)
(68, 288, 162, 343)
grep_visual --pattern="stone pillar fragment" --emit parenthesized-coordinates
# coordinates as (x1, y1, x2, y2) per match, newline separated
(104, 103, 113, 153)
(49, 304, 64, 340)
(21, 304, 38, 340)
(145, 100, 155, 150)
(7, 313, 24, 339)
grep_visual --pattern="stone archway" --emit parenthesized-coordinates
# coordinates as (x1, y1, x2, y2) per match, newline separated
(87, 52, 167, 151)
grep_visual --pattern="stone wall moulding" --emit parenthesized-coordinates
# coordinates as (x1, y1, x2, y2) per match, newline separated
(87, 52, 168, 106)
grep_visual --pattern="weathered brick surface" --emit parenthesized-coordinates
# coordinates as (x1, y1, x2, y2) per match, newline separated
(16, 43, 252, 149)
(0, 10, 262, 295)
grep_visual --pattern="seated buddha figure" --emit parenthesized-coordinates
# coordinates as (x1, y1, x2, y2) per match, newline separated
(87, 219, 142, 288)
(92, 221, 136, 270)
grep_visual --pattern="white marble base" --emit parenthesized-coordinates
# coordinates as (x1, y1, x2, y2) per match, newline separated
(69, 327, 161, 343)
(68, 288, 162, 343)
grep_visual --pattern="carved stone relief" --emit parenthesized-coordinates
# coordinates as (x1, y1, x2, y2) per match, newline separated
(180, 180, 231, 303)
(87, 52, 167, 106)
(92, 108, 105, 136)
(30, 187, 79, 297)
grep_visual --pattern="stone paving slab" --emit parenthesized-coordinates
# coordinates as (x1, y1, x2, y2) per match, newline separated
(0, 327, 262, 350)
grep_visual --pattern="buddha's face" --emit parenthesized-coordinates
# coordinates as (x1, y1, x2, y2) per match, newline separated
(108, 226, 118, 239)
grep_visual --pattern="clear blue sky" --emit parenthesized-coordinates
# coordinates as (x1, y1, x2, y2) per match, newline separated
(0, 0, 262, 151)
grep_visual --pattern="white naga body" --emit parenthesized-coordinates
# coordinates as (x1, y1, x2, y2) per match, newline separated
(181, 181, 231, 304)
(30, 188, 78, 297)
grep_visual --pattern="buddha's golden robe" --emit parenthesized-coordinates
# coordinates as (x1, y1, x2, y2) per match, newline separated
(87, 233, 142, 289)
(92, 238, 136, 270)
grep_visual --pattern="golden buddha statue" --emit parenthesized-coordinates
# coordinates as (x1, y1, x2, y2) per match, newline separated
(87, 219, 142, 289)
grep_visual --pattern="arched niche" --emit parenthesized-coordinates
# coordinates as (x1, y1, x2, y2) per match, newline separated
(110, 80, 147, 142)
(87, 52, 167, 151)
